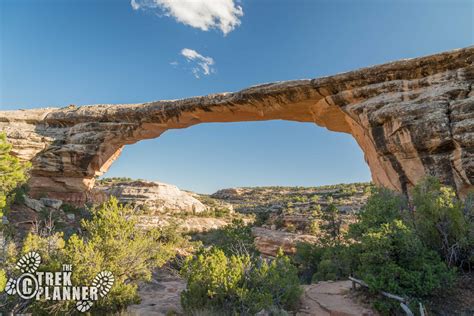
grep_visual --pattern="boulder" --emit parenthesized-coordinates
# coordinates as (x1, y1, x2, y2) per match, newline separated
(40, 198, 63, 210)
(24, 196, 45, 212)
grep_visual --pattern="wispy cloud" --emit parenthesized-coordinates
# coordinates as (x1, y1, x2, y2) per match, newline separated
(131, 0, 243, 35)
(180, 48, 215, 78)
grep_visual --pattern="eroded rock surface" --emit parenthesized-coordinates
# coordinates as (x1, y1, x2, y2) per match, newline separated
(97, 180, 207, 214)
(126, 269, 185, 316)
(1, 47, 473, 203)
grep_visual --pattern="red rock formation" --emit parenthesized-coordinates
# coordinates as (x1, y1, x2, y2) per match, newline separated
(1, 47, 473, 203)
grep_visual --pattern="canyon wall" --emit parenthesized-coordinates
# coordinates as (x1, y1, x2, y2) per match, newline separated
(1, 47, 473, 203)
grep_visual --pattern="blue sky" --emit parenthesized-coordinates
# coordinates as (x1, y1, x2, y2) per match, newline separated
(1, 0, 473, 193)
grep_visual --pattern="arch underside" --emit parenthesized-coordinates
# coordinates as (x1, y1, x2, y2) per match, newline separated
(1, 47, 473, 203)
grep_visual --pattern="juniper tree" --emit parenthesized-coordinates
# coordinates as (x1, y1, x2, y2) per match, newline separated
(0, 133, 30, 214)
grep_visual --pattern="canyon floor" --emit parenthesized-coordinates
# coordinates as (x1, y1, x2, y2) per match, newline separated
(7, 180, 473, 315)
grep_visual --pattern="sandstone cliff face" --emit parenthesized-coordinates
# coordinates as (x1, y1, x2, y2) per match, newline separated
(97, 180, 207, 214)
(1, 47, 473, 203)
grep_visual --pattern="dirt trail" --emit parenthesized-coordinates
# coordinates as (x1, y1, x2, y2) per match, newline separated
(297, 280, 377, 316)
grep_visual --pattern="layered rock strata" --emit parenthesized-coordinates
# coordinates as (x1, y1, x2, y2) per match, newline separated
(97, 180, 207, 214)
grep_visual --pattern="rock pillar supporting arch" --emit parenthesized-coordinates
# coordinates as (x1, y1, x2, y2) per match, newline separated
(1, 47, 473, 203)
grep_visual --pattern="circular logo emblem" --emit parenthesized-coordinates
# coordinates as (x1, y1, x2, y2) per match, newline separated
(16, 273, 39, 299)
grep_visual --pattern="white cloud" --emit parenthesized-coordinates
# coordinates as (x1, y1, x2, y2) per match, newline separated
(130, 0, 140, 10)
(131, 0, 243, 35)
(180, 48, 215, 78)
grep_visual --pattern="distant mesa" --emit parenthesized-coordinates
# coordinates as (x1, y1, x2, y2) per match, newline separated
(1, 47, 473, 203)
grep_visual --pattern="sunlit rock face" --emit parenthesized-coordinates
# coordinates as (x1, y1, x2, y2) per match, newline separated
(97, 180, 207, 214)
(1, 47, 473, 203)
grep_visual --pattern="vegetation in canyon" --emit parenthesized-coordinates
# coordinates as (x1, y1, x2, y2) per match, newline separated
(0, 133, 30, 218)
(1, 188, 195, 313)
(293, 180, 473, 314)
(181, 247, 301, 315)
(0, 133, 30, 295)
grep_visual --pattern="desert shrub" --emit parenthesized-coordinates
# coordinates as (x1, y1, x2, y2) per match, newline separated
(213, 207, 231, 218)
(180, 247, 301, 314)
(293, 242, 324, 283)
(274, 217, 284, 229)
(294, 179, 466, 314)
(0, 132, 30, 217)
(254, 211, 270, 226)
(349, 187, 407, 238)
(248, 249, 302, 311)
(320, 203, 343, 243)
(347, 181, 463, 313)
(196, 207, 233, 219)
(294, 197, 350, 283)
(294, 242, 355, 284)
(12, 184, 28, 205)
(0, 269, 6, 292)
(311, 244, 354, 282)
(60, 203, 83, 215)
(306, 219, 320, 235)
(410, 177, 473, 268)
(286, 223, 296, 233)
(197, 219, 257, 256)
(354, 219, 455, 313)
(4, 197, 190, 314)
(351, 178, 474, 269)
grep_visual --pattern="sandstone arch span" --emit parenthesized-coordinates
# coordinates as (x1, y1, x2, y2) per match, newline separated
(1, 47, 473, 203)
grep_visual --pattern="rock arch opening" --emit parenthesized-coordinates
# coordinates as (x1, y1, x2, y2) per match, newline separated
(101, 121, 372, 194)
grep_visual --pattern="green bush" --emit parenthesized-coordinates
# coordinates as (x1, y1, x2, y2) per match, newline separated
(0, 132, 30, 217)
(0, 269, 6, 292)
(293, 242, 324, 283)
(411, 177, 473, 268)
(311, 244, 354, 282)
(350, 178, 474, 269)
(180, 248, 302, 314)
(347, 180, 465, 313)
(196, 219, 257, 256)
(5, 197, 191, 314)
(355, 219, 455, 311)
(295, 178, 469, 314)
(320, 202, 343, 243)
(349, 187, 407, 238)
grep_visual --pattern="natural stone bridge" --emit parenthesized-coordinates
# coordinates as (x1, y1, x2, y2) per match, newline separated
(1, 47, 473, 203)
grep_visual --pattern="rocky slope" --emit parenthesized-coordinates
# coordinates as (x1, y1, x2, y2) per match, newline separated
(209, 184, 369, 256)
(210, 183, 370, 214)
(94, 178, 241, 233)
(1, 47, 473, 203)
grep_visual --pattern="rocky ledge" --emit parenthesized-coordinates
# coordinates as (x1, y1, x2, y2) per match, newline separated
(1, 47, 473, 203)
(97, 180, 207, 214)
